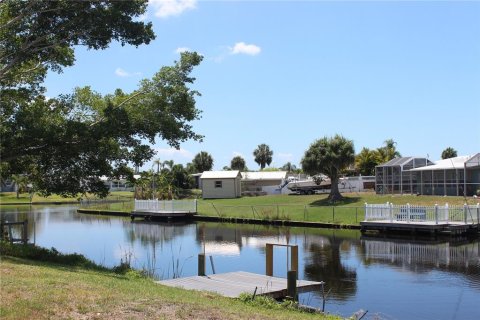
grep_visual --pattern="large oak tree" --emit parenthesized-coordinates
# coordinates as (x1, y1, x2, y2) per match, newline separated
(0, 1, 204, 197)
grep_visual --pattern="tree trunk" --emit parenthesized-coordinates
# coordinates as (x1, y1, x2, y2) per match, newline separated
(327, 177, 343, 202)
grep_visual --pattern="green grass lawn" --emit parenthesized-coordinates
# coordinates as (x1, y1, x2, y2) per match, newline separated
(80, 192, 479, 225)
(0, 256, 340, 320)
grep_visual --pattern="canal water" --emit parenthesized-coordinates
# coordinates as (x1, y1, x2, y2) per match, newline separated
(1, 205, 479, 320)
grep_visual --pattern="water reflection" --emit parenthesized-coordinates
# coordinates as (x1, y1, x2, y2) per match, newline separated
(361, 236, 480, 290)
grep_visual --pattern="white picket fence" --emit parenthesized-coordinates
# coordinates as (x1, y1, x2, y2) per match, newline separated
(134, 199, 197, 213)
(364, 203, 480, 224)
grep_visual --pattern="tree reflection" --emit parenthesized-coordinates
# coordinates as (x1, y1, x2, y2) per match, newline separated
(303, 235, 357, 300)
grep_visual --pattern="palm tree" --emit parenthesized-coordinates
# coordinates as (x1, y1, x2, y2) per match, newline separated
(253, 144, 273, 170)
(280, 162, 297, 173)
(162, 160, 174, 171)
(441, 147, 457, 159)
(230, 156, 246, 171)
(377, 139, 401, 163)
(192, 151, 214, 173)
(152, 159, 161, 198)
(11, 174, 28, 199)
(355, 148, 380, 176)
(301, 135, 355, 201)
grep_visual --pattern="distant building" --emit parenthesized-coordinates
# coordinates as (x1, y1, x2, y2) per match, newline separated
(375, 153, 480, 196)
(241, 171, 288, 195)
(200, 171, 242, 199)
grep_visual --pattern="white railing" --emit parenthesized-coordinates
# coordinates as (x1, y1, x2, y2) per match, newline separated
(134, 199, 197, 213)
(364, 203, 480, 225)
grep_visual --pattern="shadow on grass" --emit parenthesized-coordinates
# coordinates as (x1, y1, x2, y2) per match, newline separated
(309, 196, 361, 206)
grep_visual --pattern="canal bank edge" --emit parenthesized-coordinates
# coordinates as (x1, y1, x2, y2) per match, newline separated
(76, 209, 361, 229)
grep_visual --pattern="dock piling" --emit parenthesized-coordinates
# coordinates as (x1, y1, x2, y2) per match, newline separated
(198, 253, 206, 276)
(287, 270, 297, 300)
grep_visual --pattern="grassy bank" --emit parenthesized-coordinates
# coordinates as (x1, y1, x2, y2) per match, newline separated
(81, 192, 479, 225)
(0, 243, 340, 320)
(0, 191, 134, 204)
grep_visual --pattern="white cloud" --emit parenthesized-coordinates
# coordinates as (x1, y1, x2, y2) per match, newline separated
(175, 47, 191, 54)
(114, 68, 141, 77)
(230, 42, 261, 56)
(150, 0, 197, 18)
(115, 68, 129, 77)
(155, 147, 193, 159)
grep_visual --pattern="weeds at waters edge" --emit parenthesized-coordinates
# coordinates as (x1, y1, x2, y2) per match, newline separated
(238, 293, 305, 312)
(0, 241, 144, 277)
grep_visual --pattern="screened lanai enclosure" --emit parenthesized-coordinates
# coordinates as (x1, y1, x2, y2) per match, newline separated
(375, 154, 480, 196)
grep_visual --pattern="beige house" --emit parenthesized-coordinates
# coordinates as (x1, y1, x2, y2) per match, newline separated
(200, 171, 242, 199)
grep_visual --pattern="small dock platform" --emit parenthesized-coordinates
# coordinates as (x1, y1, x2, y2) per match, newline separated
(362, 203, 480, 236)
(157, 271, 323, 299)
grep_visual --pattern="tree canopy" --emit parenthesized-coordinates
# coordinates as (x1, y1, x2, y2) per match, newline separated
(253, 144, 273, 170)
(230, 156, 246, 171)
(441, 147, 458, 159)
(301, 135, 355, 201)
(1, 52, 204, 197)
(0, 0, 154, 94)
(192, 151, 214, 173)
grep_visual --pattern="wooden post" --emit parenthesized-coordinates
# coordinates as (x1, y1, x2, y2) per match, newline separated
(266, 243, 273, 276)
(198, 253, 206, 276)
(290, 245, 298, 274)
(464, 204, 468, 224)
(287, 270, 297, 301)
(435, 204, 438, 225)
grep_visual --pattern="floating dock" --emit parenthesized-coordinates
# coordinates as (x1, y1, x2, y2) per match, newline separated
(157, 271, 323, 299)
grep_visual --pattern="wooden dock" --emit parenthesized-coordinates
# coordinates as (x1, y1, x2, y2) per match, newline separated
(157, 271, 323, 299)
(362, 203, 480, 235)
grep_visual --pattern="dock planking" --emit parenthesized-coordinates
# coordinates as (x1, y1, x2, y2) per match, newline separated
(157, 271, 323, 299)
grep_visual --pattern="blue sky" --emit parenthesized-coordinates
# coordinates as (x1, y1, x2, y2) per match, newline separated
(44, 0, 480, 171)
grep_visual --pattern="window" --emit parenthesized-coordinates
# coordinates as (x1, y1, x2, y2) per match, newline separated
(215, 181, 222, 188)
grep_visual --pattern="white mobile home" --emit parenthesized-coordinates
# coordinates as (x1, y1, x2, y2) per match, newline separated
(241, 171, 288, 195)
(200, 171, 242, 199)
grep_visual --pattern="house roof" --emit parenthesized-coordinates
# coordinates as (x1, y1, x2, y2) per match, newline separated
(409, 154, 478, 171)
(241, 171, 287, 181)
(200, 171, 240, 179)
(377, 157, 415, 167)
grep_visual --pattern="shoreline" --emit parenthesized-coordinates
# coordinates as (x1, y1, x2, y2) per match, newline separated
(76, 208, 361, 229)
